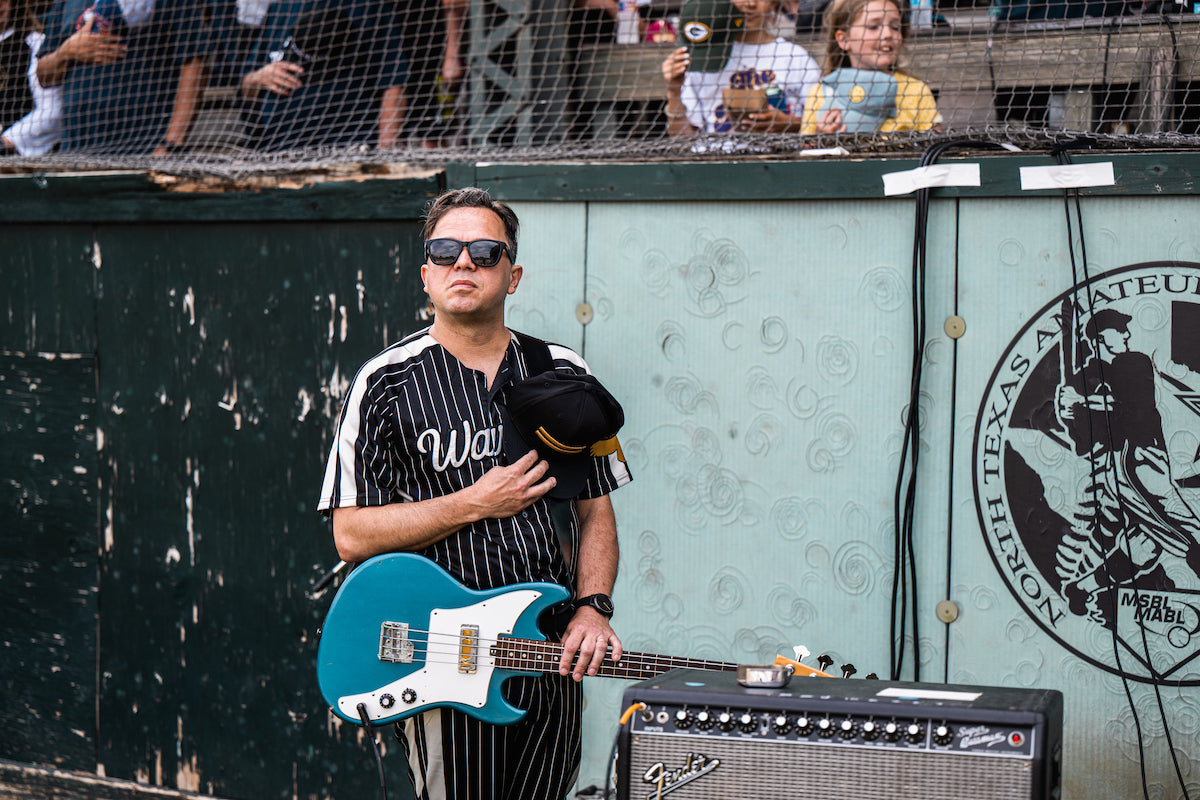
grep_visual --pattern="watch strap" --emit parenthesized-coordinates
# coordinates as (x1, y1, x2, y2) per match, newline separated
(574, 593, 614, 618)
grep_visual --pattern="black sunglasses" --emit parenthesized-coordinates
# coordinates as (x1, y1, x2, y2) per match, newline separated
(425, 238, 514, 268)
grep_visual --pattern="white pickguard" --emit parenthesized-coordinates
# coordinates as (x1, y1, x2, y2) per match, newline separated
(336, 589, 544, 723)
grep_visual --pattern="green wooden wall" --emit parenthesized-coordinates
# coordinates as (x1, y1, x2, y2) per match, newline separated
(3, 153, 1200, 800)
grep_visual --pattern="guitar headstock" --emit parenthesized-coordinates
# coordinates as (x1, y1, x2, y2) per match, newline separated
(774, 647, 878, 680)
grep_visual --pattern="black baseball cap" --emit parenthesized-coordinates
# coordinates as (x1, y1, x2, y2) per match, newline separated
(678, 0, 745, 73)
(501, 370, 625, 500)
(1085, 308, 1133, 339)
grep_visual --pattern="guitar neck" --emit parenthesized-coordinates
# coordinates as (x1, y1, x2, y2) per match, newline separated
(491, 637, 738, 681)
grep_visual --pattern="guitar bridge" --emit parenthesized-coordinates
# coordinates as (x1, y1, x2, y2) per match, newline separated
(458, 625, 479, 674)
(379, 622, 414, 663)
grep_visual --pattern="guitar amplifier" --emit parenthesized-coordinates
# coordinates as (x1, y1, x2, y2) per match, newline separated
(616, 668, 1062, 800)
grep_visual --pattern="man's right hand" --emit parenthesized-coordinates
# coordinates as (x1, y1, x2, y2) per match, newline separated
(465, 449, 556, 519)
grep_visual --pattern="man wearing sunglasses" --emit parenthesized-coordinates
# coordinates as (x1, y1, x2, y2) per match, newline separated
(318, 186, 632, 800)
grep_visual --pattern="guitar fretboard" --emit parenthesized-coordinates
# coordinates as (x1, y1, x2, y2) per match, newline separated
(489, 637, 738, 681)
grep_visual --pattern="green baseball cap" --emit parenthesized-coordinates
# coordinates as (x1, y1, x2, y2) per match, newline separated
(678, 0, 745, 73)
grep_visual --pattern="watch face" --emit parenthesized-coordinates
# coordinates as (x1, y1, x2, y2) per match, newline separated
(593, 595, 614, 615)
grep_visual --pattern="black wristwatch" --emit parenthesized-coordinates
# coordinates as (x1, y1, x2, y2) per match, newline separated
(574, 593, 614, 619)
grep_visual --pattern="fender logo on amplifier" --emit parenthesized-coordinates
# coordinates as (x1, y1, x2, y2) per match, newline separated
(641, 752, 720, 799)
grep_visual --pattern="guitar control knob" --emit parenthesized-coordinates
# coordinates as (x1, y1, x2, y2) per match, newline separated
(772, 715, 793, 735)
(905, 722, 925, 743)
(674, 709, 695, 729)
(717, 712, 735, 731)
(738, 713, 757, 733)
(933, 724, 954, 746)
(883, 721, 902, 742)
(380, 694, 396, 709)
(817, 718, 835, 738)
(838, 719, 857, 740)
(861, 720, 880, 741)
(401, 688, 417, 705)
(795, 716, 814, 736)
(696, 710, 715, 730)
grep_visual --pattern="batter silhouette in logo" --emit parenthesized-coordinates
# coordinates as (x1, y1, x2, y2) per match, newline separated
(974, 262, 1200, 683)
(1053, 306, 1200, 626)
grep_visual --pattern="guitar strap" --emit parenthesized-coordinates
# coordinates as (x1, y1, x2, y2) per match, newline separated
(509, 330, 577, 639)
(512, 329, 554, 376)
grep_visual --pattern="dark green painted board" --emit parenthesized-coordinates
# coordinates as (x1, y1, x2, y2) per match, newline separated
(0, 226, 98, 354)
(0, 172, 446, 224)
(455, 152, 1200, 201)
(86, 222, 425, 798)
(0, 354, 98, 772)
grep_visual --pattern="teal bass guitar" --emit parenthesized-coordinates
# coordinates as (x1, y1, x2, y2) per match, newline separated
(316, 553, 747, 727)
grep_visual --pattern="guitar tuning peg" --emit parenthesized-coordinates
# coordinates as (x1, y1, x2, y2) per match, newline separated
(865, 673, 879, 680)
(817, 654, 833, 672)
(792, 644, 811, 662)
(840, 663, 857, 679)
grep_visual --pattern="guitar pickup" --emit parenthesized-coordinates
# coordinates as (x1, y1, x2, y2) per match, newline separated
(379, 622, 414, 663)
(458, 625, 479, 674)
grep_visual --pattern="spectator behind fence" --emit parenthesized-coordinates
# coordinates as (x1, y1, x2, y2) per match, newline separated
(36, 0, 210, 154)
(238, 0, 407, 151)
(661, 0, 820, 136)
(206, 0, 269, 92)
(801, 0, 940, 134)
(397, 0, 463, 148)
(2, 0, 63, 154)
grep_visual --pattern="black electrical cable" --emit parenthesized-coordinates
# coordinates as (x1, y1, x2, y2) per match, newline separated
(356, 703, 389, 800)
(942, 197, 963, 681)
(602, 724, 621, 800)
(894, 139, 952, 681)
(892, 140, 964, 680)
(892, 140, 1016, 682)
(1054, 143, 1192, 800)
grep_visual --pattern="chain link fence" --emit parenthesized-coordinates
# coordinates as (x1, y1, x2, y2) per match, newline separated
(2, 0, 1200, 178)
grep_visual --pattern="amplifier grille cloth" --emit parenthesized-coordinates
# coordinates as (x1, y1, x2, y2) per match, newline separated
(624, 734, 1033, 800)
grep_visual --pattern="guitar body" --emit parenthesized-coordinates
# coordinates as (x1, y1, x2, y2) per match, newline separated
(317, 553, 568, 727)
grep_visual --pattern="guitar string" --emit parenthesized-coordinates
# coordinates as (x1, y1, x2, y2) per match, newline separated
(377, 628, 738, 672)
(377, 630, 845, 681)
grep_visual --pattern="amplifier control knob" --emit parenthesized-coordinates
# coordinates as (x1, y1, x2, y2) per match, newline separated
(738, 713, 757, 733)
(674, 709, 695, 730)
(795, 716, 814, 736)
(696, 711, 715, 730)
(772, 715, 793, 735)
(905, 723, 925, 743)
(717, 712, 736, 731)
(838, 719, 857, 740)
(883, 721, 902, 742)
(861, 720, 880, 741)
(933, 724, 954, 746)
(817, 718, 835, 738)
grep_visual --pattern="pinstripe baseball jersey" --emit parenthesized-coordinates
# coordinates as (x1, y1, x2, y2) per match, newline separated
(317, 326, 632, 592)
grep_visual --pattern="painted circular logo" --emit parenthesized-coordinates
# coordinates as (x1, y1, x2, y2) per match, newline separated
(973, 261, 1200, 684)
